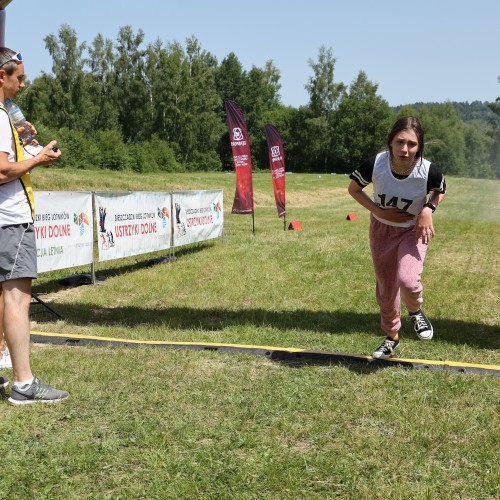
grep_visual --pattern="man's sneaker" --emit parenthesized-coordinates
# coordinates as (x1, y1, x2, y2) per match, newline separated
(0, 376, 8, 388)
(373, 337, 400, 359)
(410, 309, 433, 340)
(8, 375, 69, 405)
(0, 347, 12, 369)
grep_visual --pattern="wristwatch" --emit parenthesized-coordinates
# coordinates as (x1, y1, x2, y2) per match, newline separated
(423, 202, 436, 213)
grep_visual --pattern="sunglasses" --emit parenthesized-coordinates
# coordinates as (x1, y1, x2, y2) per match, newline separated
(0, 52, 23, 68)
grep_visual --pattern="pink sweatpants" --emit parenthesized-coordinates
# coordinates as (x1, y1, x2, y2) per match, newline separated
(369, 216, 428, 335)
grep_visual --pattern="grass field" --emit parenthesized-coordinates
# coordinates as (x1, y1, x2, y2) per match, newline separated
(1, 169, 498, 498)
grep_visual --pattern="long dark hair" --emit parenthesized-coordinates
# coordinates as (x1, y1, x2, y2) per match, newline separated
(387, 116, 425, 160)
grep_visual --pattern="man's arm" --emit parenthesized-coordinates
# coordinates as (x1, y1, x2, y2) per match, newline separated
(0, 140, 61, 183)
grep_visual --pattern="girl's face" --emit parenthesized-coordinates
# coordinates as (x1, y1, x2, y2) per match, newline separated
(389, 129, 419, 168)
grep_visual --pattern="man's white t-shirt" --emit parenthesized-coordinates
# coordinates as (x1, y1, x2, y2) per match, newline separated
(0, 109, 32, 225)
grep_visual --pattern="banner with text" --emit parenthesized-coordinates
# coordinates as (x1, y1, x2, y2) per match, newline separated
(34, 191, 94, 273)
(224, 99, 254, 214)
(172, 190, 224, 247)
(264, 124, 286, 218)
(94, 191, 171, 262)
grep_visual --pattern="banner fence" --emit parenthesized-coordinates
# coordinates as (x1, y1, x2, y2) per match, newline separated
(172, 190, 224, 247)
(34, 191, 94, 273)
(94, 191, 172, 262)
(34, 190, 223, 278)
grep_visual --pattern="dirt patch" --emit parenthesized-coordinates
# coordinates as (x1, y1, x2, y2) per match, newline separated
(288, 188, 348, 207)
(253, 188, 348, 208)
(34, 285, 86, 304)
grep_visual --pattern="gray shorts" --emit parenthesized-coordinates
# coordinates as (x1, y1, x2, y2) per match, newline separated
(0, 223, 37, 282)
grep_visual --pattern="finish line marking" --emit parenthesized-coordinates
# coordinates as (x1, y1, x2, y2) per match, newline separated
(30, 331, 500, 377)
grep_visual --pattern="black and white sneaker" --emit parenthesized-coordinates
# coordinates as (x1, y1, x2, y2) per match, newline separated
(372, 337, 400, 359)
(410, 309, 433, 340)
(0, 376, 8, 388)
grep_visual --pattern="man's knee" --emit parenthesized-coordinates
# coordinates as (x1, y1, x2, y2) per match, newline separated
(2, 279, 32, 308)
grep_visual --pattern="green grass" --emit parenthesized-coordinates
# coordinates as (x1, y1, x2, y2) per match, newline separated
(1, 170, 499, 498)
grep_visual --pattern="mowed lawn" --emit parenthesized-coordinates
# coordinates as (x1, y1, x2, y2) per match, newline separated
(1, 170, 498, 499)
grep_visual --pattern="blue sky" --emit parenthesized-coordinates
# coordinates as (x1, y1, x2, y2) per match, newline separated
(3, 0, 499, 108)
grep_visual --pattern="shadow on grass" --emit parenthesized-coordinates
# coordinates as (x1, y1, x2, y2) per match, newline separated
(36, 302, 499, 351)
(34, 242, 215, 294)
(272, 357, 415, 376)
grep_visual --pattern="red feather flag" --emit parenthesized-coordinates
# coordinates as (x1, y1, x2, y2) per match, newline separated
(264, 124, 286, 218)
(224, 100, 254, 215)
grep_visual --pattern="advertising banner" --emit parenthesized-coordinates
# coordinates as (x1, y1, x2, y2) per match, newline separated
(172, 190, 223, 247)
(34, 191, 94, 273)
(94, 191, 171, 262)
(224, 99, 254, 214)
(264, 124, 286, 218)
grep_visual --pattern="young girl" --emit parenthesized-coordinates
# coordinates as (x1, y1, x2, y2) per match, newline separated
(348, 116, 447, 359)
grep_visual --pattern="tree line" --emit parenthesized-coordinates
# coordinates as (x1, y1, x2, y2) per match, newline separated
(18, 25, 500, 179)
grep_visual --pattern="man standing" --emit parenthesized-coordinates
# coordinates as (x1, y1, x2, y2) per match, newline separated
(0, 47, 68, 404)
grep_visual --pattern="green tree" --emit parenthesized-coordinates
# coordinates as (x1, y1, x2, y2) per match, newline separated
(419, 104, 467, 176)
(176, 37, 223, 167)
(303, 113, 331, 171)
(129, 136, 179, 173)
(18, 28, 498, 178)
(54, 127, 100, 169)
(214, 53, 246, 106)
(240, 61, 282, 168)
(42, 25, 90, 130)
(395, 104, 420, 118)
(240, 61, 281, 124)
(463, 121, 495, 178)
(86, 33, 119, 132)
(304, 46, 346, 170)
(113, 26, 149, 141)
(305, 46, 345, 122)
(330, 71, 393, 172)
(96, 129, 131, 170)
(20, 73, 56, 127)
(144, 39, 185, 149)
(214, 53, 247, 170)
(264, 105, 329, 172)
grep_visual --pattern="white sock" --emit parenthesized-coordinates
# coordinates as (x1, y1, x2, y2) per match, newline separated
(13, 377, 34, 390)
